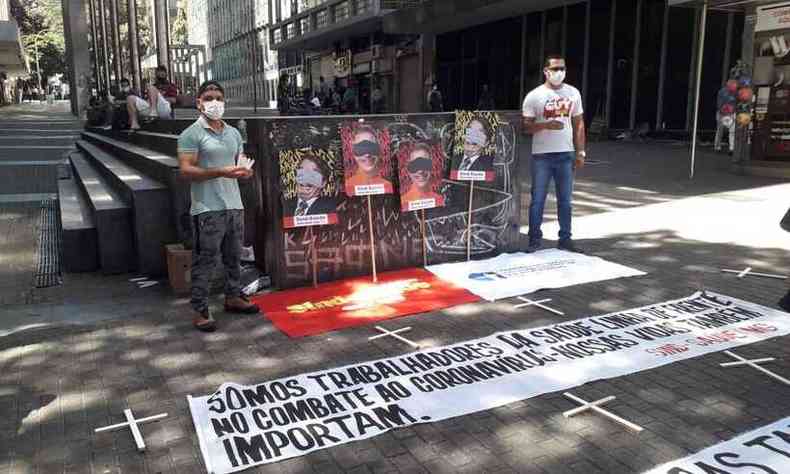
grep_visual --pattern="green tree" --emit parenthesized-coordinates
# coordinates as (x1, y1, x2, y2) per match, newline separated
(10, 0, 65, 86)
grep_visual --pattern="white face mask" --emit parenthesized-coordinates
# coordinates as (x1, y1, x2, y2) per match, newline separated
(202, 100, 225, 120)
(546, 69, 566, 86)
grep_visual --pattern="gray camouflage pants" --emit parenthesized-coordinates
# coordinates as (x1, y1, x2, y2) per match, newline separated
(191, 210, 244, 313)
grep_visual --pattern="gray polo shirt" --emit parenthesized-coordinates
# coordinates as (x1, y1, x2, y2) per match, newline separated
(177, 116, 244, 216)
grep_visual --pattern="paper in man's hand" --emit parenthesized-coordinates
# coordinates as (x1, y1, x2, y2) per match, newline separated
(238, 154, 255, 170)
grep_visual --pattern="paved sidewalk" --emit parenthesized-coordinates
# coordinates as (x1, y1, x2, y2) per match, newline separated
(1, 130, 789, 473)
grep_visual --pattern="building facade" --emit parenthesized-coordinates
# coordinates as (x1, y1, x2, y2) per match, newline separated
(268, 0, 744, 131)
(0, 0, 26, 77)
(270, 0, 427, 113)
(187, 0, 279, 107)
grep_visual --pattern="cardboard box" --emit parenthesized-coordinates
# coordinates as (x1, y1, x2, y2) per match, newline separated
(166, 244, 192, 294)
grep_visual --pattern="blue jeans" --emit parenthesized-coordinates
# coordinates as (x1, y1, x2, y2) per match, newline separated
(528, 152, 574, 243)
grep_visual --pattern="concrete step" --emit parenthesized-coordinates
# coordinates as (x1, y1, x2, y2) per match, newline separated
(75, 139, 175, 276)
(124, 130, 178, 157)
(80, 131, 189, 244)
(69, 152, 134, 274)
(58, 173, 98, 273)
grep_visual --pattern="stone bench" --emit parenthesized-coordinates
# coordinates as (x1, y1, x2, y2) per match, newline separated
(76, 139, 174, 276)
(69, 152, 134, 274)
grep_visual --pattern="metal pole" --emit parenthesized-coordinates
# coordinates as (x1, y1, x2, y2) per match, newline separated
(690, 2, 708, 180)
(128, 0, 142, 91)
(539, 11, 546, 68)
(655, 4, 669, 130)
(109, 0, 123, 86)
(605, 0, 616, 129)
(88, 0, 102, 93)
(629, 0, 642, 131)
(519, 14, 526, 101)
(582, 0, 591, 111)
(253, 30, 259, 114)
(35, 40, 41, 90)
(98, 0, 111, 91)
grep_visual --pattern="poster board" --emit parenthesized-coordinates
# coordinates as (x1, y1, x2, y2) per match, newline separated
(280, 148, 341, 228)
(396, 140, 446, 212)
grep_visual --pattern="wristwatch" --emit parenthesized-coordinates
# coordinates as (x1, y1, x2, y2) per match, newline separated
(577, 150, 587, 158)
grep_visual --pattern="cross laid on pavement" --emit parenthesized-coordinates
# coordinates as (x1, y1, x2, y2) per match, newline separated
(94, 409, 168, 452)
(369, 325, 421, 349)
(719, 351, 790, 386)
(513, 296, 565, 316)
(562, 392, 644, 432)
(721, 267, 787, 280)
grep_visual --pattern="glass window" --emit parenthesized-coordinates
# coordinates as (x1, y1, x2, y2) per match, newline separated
(663, 7, 694, 129)
(524, 12, 543, 92)
(335, 1, 349, 21)
(699, 11, 729, 130)
(635, 0, 666, 127)
(610, 0, 636, 129)
(545, 7, 563, 57)
(586, 0, 612, 124)
(565, 3, 586, 91)
(317, 9, 329, 28)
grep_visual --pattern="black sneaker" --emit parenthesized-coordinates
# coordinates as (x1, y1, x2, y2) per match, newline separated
(779, 291, 790, 313)
(558, 239, 585, 254)
(526, 240, 542, 253)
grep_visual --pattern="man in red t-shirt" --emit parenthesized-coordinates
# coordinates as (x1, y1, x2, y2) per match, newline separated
(126, 65, 178, 130)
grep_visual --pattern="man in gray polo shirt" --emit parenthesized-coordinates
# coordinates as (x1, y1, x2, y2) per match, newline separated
(178, 80, 259, 332)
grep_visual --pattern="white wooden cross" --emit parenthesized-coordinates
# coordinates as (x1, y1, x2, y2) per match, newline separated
(369, 325, 421, 349)
(562, 392, 643, 433)
(94, 409, 168, 452)
(721, 267, 788, 280)
(513, 296, 565, 316)
(719, 351, 790, 386)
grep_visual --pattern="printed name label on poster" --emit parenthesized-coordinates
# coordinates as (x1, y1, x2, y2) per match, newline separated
(354, 184, 387, 196)
(455, 170, 488, 181)
(293, 214, 329, 227)
(188, 292, 790, 473)
(407, 199, 436, 212)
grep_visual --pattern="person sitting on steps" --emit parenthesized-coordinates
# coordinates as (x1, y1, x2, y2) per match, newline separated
(126, 65, 178, 130)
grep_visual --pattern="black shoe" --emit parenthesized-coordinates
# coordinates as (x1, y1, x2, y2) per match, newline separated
(779, 291, 790, 313)
(558, 239, 585, 254)
(526, 240, 542, 253)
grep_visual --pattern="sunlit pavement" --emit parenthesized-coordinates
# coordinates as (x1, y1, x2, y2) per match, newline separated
(1, 116, 789, 473)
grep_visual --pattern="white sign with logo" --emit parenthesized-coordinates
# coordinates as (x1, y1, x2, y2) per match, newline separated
(756, 2, 790, 32)
(427, 249, 645, 301)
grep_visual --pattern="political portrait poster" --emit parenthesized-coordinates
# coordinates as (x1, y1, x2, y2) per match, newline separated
(396, 140, 446, 212)
(341, 122, 395, 196)
(450, 111, 500, 182)
(280, 148, 341, 228)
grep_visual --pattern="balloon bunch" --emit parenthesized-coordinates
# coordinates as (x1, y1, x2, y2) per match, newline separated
(736, 77, 754, 127)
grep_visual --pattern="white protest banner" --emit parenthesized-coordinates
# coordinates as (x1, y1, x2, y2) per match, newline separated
(426, 249, 645, 301)
(188, 292, 790, 473)
(642, 416, 790, 474)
